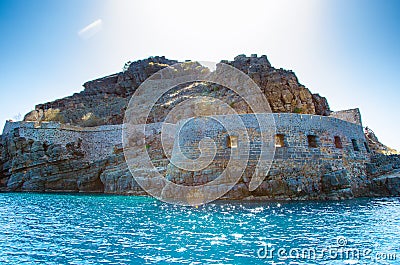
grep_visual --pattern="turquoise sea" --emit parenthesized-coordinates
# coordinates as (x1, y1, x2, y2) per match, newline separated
(0, 193, 399, 265)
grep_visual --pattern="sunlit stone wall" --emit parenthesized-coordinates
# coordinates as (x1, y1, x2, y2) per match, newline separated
(166, 113, 370, 199)
(3, 111, 371, 199)
(3, 121, 122, 162)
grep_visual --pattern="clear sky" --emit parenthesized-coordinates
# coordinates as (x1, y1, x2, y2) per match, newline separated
(0, 0, 399, 150)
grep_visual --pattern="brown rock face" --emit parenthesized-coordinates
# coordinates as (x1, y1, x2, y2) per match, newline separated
(312, 93, 331, 116)
(24, 54, 330, 126)
(24, 56, 178, 126)
(228, 54, 330, 115)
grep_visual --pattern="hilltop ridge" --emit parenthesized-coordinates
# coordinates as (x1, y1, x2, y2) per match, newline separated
(23, 54, 330, 127)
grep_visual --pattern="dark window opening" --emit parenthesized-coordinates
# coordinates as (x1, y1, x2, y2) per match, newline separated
(364, 142, 371, 153)
(227, 135, 238, 148)
(352, 139, 360, 151)
(307, 135, 318, 148)
(334, 136, 343, 149)
(275, 134, 285, 147)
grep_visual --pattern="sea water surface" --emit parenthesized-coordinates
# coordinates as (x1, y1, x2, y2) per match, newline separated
(0, 193, 399, 265)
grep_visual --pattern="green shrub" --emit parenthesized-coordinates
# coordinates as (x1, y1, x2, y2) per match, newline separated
(293, 107, 303, 114)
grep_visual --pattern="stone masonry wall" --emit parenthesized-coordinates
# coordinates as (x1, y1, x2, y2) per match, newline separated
(330, 108, 362, 126)
(4, 121, 122, 162)
(2, 112, 374, 200)
(166, 113, 371, 200)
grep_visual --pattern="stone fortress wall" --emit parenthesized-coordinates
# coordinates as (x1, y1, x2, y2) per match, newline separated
(3, 107, 376, 199)
(3, 121, 122, 162)
(165, 111, 370, 199)
(2, 108, 371, 199)
(173, 111, 368, 161)
(330, 108, 363, 126)
(3, 108, 369, 165)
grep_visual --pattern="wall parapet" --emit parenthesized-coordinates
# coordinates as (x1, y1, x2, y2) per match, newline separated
(329, 108, 362, 126)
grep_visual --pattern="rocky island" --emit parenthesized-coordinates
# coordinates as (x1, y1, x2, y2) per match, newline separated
(1, 54, 399, 200)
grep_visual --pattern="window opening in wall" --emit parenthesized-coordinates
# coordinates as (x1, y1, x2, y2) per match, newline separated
(364, 141, 371, 153)
(334, 136, 343, 149)
(307, 135, 318, 148)
(275, 134, 285, 147)
(352, 139, 360, 151)
(227, 135, 238, 148)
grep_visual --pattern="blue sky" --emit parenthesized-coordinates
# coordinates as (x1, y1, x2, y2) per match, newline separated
(0, 0, 399, 150)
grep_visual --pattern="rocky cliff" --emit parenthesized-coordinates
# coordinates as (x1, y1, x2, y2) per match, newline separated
(1, 54, 399, 200)
(0, 123, 155, 195)
(24, 54, 330, 126)
(365, 127, 399, 155)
